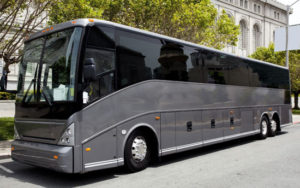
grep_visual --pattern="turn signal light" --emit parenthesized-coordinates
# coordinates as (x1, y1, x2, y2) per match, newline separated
(85, 147, 91, 152)
(155, 116, 161, 120)
(88, 19, 94, 22)
(53, 155, 58, 159)
(11, 146, 15, 151)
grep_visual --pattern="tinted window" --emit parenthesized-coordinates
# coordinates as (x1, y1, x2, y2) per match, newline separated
(186, 47, 204, 83)
(117, 29, 289, 90)
(248, 61, 289, 89)
(84, 26, 116, 103)
(87, 26, 115, 49)
(226, 56, 249, 86)
(118, 31, 161, 87)
(202, 50, 228, 84)
(155, 42, 189, 81)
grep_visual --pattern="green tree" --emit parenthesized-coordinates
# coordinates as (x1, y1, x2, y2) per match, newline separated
(49, 0, 240, 50)
(0, 0, 54, 82)
(250, 43, 300, 109)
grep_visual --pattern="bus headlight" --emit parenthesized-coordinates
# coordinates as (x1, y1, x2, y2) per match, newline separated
(58, 123, 75, 146)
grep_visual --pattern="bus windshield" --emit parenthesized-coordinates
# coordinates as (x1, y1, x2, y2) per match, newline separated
(16, 27, 82, 104)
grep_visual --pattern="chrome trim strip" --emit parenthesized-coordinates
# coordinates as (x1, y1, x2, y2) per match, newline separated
(161, 130, 260, 155)
(85, 158, 124, 168)
(161, 147, 177, 154)
(177, 141, 203, 150)
(203, 137, 223, 145)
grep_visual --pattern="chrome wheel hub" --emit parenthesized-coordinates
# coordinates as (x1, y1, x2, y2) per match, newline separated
(262, 120, 268, 135)
(131, 136, 147, 161)
(271, 120, 277, 132)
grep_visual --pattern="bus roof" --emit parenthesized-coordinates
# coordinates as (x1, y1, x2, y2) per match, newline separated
(28, 18, 288, 70)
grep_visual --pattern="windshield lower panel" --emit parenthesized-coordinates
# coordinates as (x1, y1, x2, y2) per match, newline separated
(17, 27, 83, 104)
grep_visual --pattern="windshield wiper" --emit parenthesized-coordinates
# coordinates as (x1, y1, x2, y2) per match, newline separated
(41, 86, 53, 106)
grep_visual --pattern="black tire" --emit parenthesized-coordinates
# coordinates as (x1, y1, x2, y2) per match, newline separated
(124, 130, 151, 172)
(268, 118, 277, 137)
(259, 116, 269, 139)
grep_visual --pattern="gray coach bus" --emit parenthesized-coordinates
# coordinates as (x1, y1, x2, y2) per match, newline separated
(11, 19, 292, 173)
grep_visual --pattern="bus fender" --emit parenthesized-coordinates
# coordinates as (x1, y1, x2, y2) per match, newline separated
(120, 123, 160, 160)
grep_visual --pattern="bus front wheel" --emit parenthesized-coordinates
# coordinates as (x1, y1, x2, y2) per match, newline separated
(124, 130, 151, 172)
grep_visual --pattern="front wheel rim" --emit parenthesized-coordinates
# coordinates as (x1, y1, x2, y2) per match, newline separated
(131, 136, 147, 162)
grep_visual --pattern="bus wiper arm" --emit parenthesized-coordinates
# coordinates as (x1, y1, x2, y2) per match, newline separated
(22, 64, 39, 103)
(41, 88, 53, 107)
(22, 78, 36, 103)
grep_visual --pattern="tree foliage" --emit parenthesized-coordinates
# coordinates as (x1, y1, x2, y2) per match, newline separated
(0, 0, 54, 74)
(49, 0, 240, 50)
(250, 43, 300, 109)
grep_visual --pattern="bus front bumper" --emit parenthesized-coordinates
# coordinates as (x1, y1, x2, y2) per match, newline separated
(11, 140, 73, 173)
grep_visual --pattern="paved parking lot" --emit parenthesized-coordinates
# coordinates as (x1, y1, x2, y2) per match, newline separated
(0, 123, 300, 188)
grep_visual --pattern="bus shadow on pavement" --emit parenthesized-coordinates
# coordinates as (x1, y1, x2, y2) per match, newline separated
(152, 131, 288, 168)
(0, 131, 288, 186)
(0, 160, 128, 187)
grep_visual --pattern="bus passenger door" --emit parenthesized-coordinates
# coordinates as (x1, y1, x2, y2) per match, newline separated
(202, 110, 223, 144)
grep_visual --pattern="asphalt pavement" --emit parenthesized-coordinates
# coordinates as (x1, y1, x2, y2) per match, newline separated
(1, 122, 300, 187)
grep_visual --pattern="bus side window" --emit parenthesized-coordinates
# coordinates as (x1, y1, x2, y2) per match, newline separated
(83, 26, 116, 103)
(202, 50, 228, 85)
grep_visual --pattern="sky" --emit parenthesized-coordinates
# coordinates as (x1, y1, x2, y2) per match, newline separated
(277, 0, 300, 25)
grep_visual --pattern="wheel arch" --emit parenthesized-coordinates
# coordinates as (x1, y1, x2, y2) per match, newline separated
(121, 123, 160, 160)
(260, 112, 271, 123)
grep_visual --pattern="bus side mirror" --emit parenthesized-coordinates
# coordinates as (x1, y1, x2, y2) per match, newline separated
(84, 58, 97, 82)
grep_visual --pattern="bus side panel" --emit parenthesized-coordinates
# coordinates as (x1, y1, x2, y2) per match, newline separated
(281, 105, 292, 125)
(223, 109, 241, 137)
(241, 110, 254, 133)
(116, 113, 161, 165)
(82, 128, 117, 173)
(160, 112, 176, 155)
(202, 110, 223, 143)
(175, 111, 202, 152)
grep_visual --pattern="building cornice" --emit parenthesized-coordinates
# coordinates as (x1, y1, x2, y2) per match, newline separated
(260, 0, 287, 10)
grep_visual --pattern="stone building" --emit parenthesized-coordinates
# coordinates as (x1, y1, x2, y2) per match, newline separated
(212, 0, 288, 56)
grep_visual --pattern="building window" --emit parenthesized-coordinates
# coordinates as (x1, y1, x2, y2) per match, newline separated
(273, 30, 275, 42)
(274, 11, 280, 20)
(253, 24, 261, 51)
(254, 4, 257, 12)
(244, 0, 248, 8)
(240, 0, 244, 7)
(239, 20, 248, 49)
(258, 6, 261, 13)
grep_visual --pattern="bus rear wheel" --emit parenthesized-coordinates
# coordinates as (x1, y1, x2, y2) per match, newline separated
(259, 116, 268, 139)
(124, 130, 151, 172)
(268, 119, 277, 137)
